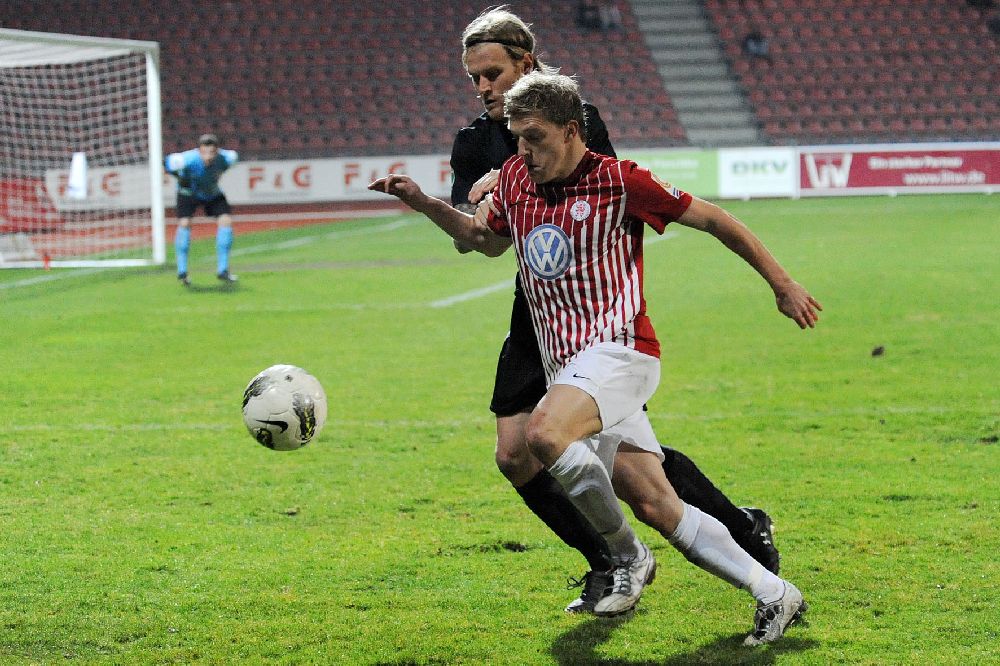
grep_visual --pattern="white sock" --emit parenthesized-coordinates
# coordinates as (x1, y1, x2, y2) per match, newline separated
(548, 440, 641, 564)
(668, 503, 785, 604)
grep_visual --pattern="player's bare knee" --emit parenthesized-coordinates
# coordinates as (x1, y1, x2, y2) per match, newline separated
(495, 413, 536, 479)
(524, 416, 566, 466)
(495, 434, 530, 479)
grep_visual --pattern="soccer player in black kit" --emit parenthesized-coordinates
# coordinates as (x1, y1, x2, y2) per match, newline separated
(450, 7, 780, 613)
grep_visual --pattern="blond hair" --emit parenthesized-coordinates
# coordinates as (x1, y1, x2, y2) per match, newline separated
(504, 72, 585, 130)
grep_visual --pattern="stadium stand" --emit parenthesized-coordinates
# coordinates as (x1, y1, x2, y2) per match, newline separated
(0, 1, 685, 158)
(704, 0, 1000, 144)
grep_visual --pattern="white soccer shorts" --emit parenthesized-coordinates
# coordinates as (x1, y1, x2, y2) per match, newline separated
(551, 341, 661, 430)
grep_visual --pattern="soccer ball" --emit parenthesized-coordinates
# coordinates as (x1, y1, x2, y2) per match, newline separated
(242, 365, 328, 451)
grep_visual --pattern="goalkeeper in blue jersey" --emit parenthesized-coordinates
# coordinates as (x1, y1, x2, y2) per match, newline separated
(164, 133, 238, 285)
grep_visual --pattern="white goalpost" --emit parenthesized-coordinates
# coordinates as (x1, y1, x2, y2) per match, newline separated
(0, 28, 164, 268)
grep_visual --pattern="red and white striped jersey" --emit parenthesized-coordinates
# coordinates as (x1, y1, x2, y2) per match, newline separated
(485, 151, 693, 382)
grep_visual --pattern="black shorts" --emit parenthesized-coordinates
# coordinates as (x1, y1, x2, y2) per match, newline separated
(176, 193, 231, 218)
(489, 273, 548, 416)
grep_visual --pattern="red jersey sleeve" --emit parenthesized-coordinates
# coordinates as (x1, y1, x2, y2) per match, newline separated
(622, 161, 693, 234)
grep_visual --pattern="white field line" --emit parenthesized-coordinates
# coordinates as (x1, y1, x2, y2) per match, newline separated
(231, 217, 414, 257)
(8, 405, 991, 434)
(0, 218, 415, 292)
(180, 209, 403, 225)
(0, 267, 110, 290)
(646, 229, 679, 245)
(9, 419, 487, 433)
(429, 279, 513, 308)
(153, 302, 424, 315)
(2, 223, 671, 297)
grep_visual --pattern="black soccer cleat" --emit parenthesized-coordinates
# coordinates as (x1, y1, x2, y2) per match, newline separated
(565, 570, 612, 614)
(178, 272, 191, 286)
(740, 507, 781, 575)
(217, 270, 238, 283)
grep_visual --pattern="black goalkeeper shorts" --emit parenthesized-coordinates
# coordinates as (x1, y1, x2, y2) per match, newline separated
(176, 193, 231, 219)
(489, 274, 548, 416)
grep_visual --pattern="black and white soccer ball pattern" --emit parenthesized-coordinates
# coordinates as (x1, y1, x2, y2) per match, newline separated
(242, 364, 327, 451)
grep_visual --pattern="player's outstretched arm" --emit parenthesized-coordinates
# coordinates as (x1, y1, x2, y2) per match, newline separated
(676, 197, 822, 329)
(369, 175, 511, 257)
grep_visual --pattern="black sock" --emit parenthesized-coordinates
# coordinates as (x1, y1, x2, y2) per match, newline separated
(661, 446, 753, 538)
(516, 469, 613, 571)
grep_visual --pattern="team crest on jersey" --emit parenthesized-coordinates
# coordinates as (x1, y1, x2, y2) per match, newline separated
(569, 199, 591, 221)
(524, 224, 572, 280)
(651, 173, 682, 199)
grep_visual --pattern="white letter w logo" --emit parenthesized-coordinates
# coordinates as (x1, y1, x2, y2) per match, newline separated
(524, 224, 572, 280)
(804, 153, 852, 188)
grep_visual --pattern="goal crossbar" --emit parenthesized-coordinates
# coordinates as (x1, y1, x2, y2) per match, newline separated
(0, 28, 157, 65)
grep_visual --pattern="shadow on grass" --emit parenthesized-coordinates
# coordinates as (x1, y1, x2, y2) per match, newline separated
(550, 614, 817, 665)
(182, 279, 241, 293)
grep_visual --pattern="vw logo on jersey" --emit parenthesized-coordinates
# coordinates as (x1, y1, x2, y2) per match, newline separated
(569, 199, 591, 221)
(524, 224, 572, 280)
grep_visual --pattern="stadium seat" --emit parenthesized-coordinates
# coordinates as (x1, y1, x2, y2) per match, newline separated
(6, 0, 994, 155)
(0, 0, 686, 158)
(703, 0, 1000, 144)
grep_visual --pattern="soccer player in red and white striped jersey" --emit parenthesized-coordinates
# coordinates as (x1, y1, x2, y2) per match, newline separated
(453, 7, 786, 619)
(370, 72, 820, 645)
(486, 149, 689, 383)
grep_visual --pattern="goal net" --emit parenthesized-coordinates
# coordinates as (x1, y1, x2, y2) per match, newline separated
(0, 28, 165, 268)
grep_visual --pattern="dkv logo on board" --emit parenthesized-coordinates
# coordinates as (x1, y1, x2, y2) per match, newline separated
(718, 148, 797, 198)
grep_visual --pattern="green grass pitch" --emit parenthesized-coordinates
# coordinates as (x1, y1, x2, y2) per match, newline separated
(1, 194, 997, 664)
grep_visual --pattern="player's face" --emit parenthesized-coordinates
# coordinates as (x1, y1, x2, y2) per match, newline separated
(509, 115, 579, 184)
(198, 144, 219, 164)
(465, 43, 532, 121)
